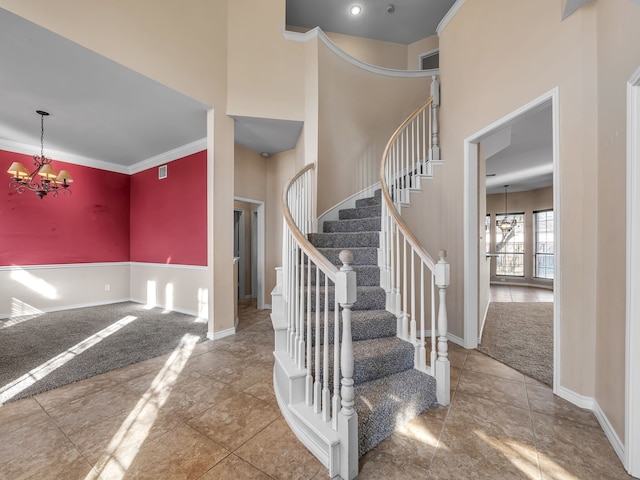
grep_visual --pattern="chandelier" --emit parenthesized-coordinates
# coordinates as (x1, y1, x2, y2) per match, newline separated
(6, 111, 73, 199)
(497, 185, 516, 234)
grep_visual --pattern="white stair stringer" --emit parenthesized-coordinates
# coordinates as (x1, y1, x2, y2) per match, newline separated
(274, 351, 342, 478)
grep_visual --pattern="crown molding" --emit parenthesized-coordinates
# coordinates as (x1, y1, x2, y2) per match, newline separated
(0, 137, 208, 176)
(284, 28, 433, 78)
(128, 138, 207, 174)
(0, 138, 130, 174)
(437, 0, 465, 36)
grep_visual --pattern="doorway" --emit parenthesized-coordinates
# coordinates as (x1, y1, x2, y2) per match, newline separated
(464, 89, 560, 392)
(233, 196, 266, 309)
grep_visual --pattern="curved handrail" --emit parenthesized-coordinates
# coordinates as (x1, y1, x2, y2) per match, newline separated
(281, 163, 339, 281)
(379, 98, 436, 271)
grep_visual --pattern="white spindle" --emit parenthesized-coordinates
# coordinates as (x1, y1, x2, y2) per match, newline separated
(322, 277, 330, 422)
(314, 266, 321, 413)
(306, 254, 312, 406)
(332, 294, 340, 431)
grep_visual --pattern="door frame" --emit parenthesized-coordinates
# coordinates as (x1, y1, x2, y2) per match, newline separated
(233, 208, 246, 300)
(463, 88, 560, 392)
(234, 196, 266, 309)
(625, 65, 640, 477)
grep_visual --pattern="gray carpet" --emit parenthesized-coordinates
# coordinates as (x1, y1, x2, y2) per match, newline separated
(478, 302, 553, 386)
(0, 302, 207, 404)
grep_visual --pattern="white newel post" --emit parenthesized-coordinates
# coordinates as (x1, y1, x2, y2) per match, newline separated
(435, 249, 450, 406)
(336, 250, 358, 480)
(430, 75, 440, 162)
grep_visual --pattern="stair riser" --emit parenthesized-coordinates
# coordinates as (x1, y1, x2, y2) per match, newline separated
(309, 288, 386, 312)
(355, 197, 381, 208)
(303, 312, 397, 345)
(338, 205, 381, 220)
(305, 266, 380, 286)
(318, 248, 378, 266)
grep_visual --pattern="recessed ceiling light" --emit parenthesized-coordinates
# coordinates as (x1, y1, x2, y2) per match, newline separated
(350, 5, 362, 15)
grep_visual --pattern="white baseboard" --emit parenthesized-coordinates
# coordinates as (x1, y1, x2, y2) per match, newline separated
(0, 298, 131, 320)
(447, 332, 465, 347)
(557, 386, 594, 410)
(263, 303, 272, 310)
(128, 297, 201, 318)
(593, 399, 625, 465)
(207, 326, 236, 340)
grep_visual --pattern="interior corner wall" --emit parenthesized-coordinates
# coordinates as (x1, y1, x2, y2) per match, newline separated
(407, 34, 439, 71)
(594, 0, 640, 442)
(434, 0, 598, 397)
(325, 31, 408, 70)
(316, 40, 431, 214)
(130, 151, 207, 266)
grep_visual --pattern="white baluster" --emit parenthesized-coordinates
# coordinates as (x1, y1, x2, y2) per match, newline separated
(306, 256, 312, 405)
(430, 75, 440, 161)
(314, 266, 321, 413)
(322, 277, 330, 422)
(332, 294, 340, 431)
(435, 249, 450, 406)
(419, 262, 427, 371)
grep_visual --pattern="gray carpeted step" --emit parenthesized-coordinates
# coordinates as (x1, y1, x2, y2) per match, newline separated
(317, 247, 378, 266)
(339, 205, 381, 220)
(307, 265, 379, 286)
(309, 232, 379, 248)
(315, 337, 415, 390)
(305, 309, 397, 345)
(355, 369, 437, 456)
(355, 196, 381, 208)
(323, 217, 381, 233)
(310, 286, 386, 312)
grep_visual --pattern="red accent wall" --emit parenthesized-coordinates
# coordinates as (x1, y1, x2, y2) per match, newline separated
(129, 151, 207, 266)
(0, 150, 130, 266)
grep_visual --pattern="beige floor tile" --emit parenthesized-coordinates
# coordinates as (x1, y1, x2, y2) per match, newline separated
(186, 392, 280, 451)
(46, 386, 142, 436)
(33, 373, 122, 410)
(91, 423, 230, 480)
(235, 418, 324, 479)
(0, 397, 43, 426)
(526, 383, 600, 428)
(531, 412, 626, 477)
(180, 348, 241, 377)
(457, 368, 529, 410)
(199, 454, 271, 479)
(464, 350, 525, 382)
(538, 454, 634, 480)
(358, 450, 431, 479)
(205, 361, 274, 391)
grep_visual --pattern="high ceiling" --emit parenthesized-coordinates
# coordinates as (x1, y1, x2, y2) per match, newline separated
(286, 0, 457, 44)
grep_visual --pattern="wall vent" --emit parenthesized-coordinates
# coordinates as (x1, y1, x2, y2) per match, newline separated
(158, 165, 167, 179)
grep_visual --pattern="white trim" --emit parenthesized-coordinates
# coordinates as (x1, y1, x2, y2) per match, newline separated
(594, 399, 626, 465)
(447, 332, 465, 348)
(463, 89, 559, 378)
(417, 48, 439, 71)
(626, 65, 640, 477)
(207, 326, 236, 341)
(0, 138, 129, 174)
(557, 385, 594, 410)
(489, 280, 554, 289)
(234, 196, 267, 310)
(263, 303, 272, 310)
(0, 262, 131, 271)
(284, 28, 434, 77)
(478, 300, 492, 344)
(128, 298, 200, 318)
(128, 138, 207, 174)
(129, 262, 207, 271)
(436, 0, 466, 36)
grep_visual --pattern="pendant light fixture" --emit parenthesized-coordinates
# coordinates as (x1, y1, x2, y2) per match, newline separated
(497, 185, 516, 234)
(7, 110, 74, 199)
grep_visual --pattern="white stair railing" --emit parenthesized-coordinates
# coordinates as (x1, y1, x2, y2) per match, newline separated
(379, 87, 451, 406)
(278, 163, 359, 480)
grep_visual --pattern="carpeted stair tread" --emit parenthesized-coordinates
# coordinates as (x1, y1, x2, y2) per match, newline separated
(355, 368, 437, 455)
(338, 205, 381, 220)
(355, 196, 381, 208)
(310, 286, 386, 311)
(305, 309, 397, 344)
(317, 247, 378, 266)
(323, 217, 381, 233)
(351, 337, 414, 384)
(308, 265, 380, 286)
(308, 232, 379, 248)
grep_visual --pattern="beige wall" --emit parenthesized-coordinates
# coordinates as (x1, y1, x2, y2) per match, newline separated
(407, 34, 439, 71)
(316, 40, 431, 214)
(227, 0, 305, 120)
(595, 0, 640, 440)
(234, 145, 268, 200)
(432, 0, 599, 400)
(325, 31, 408, 70)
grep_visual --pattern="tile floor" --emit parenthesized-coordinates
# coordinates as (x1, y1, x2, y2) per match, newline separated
(490, 284, 554, 303)
(0, 300, 632, 479)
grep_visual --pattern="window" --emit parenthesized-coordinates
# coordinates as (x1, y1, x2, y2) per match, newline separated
(495, 213, 525, 276)
(534, 209, 554, 279)
(420, 50, 439, 70)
